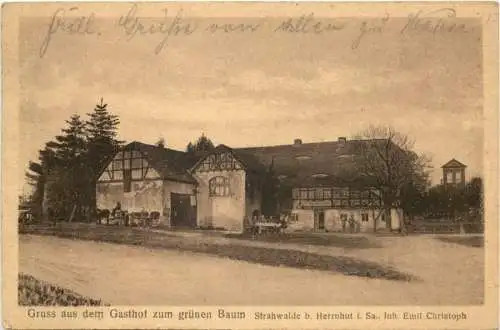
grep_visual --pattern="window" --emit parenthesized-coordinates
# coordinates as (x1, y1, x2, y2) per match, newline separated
(351, 200, 361, 207)
(339, 188, 349, 198)
(362, 213, 369, 222)
(333, 188, 349, 198)
(307, 189, 315, 200)
(111, 149, 155, 182)
(446, 171, 453, 183)
(112, 160, 122, 170)
(314, 188, 323, 200)
(114, 170, 123, 180)
(323, 188, 332, 199)
(350, 190, 360, 199)
(455, 171, 462, 183)
(310, 188, 332, 200)
(295, 188, 333, 200)
(332, 188, 342, 199)
(131, 169, 142, 180)
(300, 189, 308, 199)
(123, 158, 131, 169)
(209, 176, 230, 196)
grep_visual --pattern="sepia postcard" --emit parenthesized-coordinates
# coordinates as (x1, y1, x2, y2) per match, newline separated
(1, 2, 499, 329)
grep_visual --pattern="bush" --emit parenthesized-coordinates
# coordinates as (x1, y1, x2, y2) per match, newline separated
(18, 273, 106, 306)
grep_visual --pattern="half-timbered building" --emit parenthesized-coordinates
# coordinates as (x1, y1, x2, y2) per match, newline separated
(96, 138, 403, 233)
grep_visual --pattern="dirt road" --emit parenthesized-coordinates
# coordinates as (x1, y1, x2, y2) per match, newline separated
(19, 234, 483, 305)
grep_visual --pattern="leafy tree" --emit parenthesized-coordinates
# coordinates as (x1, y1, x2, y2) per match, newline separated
(423, 177, 483, 224)
(465, 177, 483, 211)
(186, 134, 215, 153)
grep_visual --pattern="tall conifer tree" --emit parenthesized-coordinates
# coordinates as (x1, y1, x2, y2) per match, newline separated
(86, 98, 122, 172)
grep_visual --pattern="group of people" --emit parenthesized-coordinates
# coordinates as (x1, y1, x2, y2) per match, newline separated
(99, 202, 151, 227)
(341, 215, 361, 233)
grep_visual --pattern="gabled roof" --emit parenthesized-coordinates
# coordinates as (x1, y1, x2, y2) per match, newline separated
(232, 139, 382, 187)
(441, 158, 467, 168)
(189, 144, 268, 173)
(109, 138, 394, 188)
(125, 141, 198, 184)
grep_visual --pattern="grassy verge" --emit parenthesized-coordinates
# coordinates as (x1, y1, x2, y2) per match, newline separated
(436, 235, 484, 248)
(21, 224, 418, 282)
(225, 232, 382, 249)
(18, 273, 106, 306)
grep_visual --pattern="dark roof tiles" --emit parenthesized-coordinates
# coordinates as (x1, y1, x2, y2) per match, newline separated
(120, 139, 387, 187)
(125, 141, 197, 184)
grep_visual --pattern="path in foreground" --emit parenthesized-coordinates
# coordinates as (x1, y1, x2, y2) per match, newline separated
(19, 234, 483, 305)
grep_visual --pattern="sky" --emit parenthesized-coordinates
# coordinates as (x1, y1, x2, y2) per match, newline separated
(18, 6, 484, 193)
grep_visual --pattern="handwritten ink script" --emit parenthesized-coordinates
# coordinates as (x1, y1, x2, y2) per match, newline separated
(401, 8, 469, 34)
(117, 5, 198, 55)
(40, 7, 97, 58)
(39, 5, 478, 58)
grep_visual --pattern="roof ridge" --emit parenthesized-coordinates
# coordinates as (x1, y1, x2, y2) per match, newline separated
(128, 141, 186, 154)
(441, 158, 467, 168)
(233, 138, 385, 150)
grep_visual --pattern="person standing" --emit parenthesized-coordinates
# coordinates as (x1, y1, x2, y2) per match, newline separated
(349, 214, 356, 233)
(112, 202, 122, 217)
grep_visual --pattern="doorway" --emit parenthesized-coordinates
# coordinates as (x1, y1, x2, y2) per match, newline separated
(314, 209, 326, 231)
(170, 193, 196, 228)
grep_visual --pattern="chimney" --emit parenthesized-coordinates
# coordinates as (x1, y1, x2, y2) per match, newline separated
(294, 139, 303, 145)
(338, 137, 347, 144)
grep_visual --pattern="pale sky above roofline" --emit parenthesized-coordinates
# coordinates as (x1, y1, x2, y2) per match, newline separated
(19, 12, 484, 194)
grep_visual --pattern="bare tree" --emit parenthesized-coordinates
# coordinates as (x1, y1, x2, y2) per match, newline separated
(353, 125, 432, 232)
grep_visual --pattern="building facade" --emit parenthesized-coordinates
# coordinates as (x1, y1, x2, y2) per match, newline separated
(96, 139, 403, 233)
(442, 159, 467, 188)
